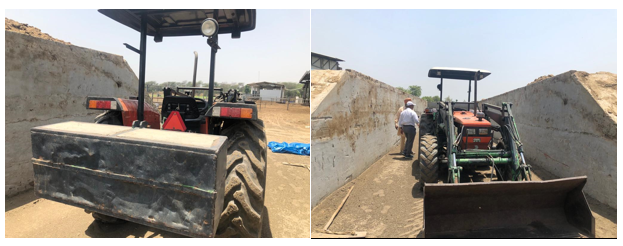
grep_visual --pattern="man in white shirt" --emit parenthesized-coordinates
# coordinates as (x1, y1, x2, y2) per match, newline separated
(395, 98, 412, 154)
(398, 101, 420, 158)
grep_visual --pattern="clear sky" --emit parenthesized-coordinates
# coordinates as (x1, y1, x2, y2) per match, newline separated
(5, 9, 310, 84)
(312, 9, 617, 100)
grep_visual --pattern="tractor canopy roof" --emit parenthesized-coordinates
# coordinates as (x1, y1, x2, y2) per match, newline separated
(428, 67, 491, 81)
(98, 9, 256, 37)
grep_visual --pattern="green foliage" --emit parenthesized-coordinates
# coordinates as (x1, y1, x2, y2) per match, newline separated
(281, 82, 304, 98)
(421, 95, 440, 102)
(444, 96, 452, 102)
(396, 86, 409, 94)
(408, 85, 422, 97)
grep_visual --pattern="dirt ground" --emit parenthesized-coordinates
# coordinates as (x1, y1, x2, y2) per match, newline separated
(311, 131, 617, 238)
(5, 102, 310, 238)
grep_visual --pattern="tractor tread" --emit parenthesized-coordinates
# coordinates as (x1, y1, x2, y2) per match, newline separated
(216, 120, 267, 238)
(419, 134, 439, 184)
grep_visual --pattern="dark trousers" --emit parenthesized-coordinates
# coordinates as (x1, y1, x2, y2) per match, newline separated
(402, 125, 416, 155)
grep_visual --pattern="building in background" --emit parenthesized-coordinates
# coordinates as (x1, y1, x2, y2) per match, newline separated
(247, 81, 285, 101)
(311, 52, 343, 70)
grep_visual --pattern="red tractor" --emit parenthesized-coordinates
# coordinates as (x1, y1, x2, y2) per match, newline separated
(31, 9, 266, 237)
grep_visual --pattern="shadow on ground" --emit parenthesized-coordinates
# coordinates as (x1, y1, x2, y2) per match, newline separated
(84, 220, 184, 238)
(84, 206, 273, 238)
(5, 190, 38, 212)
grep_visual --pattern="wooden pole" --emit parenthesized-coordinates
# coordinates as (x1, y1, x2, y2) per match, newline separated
(323, 185, 355, 231)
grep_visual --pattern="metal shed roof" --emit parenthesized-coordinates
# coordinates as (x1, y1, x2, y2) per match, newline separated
(311, 52, 344, 62)
(247, 82, 285, 89)
(299, 71, 310, 84)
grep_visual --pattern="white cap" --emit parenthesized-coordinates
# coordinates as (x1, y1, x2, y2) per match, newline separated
(406, 101, 415, 107)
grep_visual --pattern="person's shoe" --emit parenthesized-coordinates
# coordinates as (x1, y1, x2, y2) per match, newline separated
(406, 154, 414, 158)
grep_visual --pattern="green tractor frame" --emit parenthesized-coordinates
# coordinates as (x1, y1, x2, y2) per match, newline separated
(418, 67, 594, 238)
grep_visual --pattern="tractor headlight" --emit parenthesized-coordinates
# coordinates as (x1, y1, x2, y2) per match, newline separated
(201, 18, 219, 37)
(467, 128, 476, 135)
(479, 128, 489, 135)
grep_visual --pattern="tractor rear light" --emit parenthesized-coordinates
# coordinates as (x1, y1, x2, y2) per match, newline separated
(479, 128, 489, 135)
(88, 100, 116, 110)
(241, 108, 253, 119)
(217, 107, 253, 119)
(229, 108, 241, 118)
(220, 107, 229, 117)
(467, 128, 476, 135)
(212, 107, 221, 117)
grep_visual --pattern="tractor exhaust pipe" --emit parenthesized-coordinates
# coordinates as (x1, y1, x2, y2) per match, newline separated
(207, 35, 219, 108)
(192, 51, 198, 98)
(473, 71, 479, 115)
(423, 176, 595, 238)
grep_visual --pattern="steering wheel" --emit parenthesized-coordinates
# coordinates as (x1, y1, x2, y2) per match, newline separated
(195, 98, 208, 112)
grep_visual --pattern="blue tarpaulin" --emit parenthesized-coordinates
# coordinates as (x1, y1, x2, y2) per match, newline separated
(268, 141, 310, 156)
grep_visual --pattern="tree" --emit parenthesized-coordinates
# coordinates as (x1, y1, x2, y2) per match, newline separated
(278, 82, 303, 98)
(284, 89, 301, 98)
(408, 85, 422, 97)
(421, 95, 440, 103)
(444, 96, 452, 102)
(396, 87, 409, 94)
(244, 85, 251, 94)
(145, 81, 160, 94)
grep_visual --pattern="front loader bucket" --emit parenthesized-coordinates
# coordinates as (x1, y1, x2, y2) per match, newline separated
(423, 177, 595, 238)
(31, 121, 228, 237)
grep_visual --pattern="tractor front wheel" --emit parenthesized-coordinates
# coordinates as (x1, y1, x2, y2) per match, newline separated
(418, 113, 434, 138)
(216, 120, 268, 238)
(418, 134, 439, 184)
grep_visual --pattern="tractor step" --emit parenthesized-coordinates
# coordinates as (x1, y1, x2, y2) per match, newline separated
(423, 177, 595, 238)
(31, 121, 228, 237)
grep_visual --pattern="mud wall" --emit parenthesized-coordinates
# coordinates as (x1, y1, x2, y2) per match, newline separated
(481, 71, 617, 208)
(311, 69, 426, 207)
(5, 31, 139, 196)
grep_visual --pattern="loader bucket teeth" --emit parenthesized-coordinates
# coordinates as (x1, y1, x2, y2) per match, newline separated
(423, 176, 595, 238)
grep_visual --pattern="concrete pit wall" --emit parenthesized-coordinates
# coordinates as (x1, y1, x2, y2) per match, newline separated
(481, 70, 617, 208)
(311, 69, 426, 207)
(5, 31, 139, 196)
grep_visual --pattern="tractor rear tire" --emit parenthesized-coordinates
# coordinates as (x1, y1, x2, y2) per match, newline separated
(419, 134, 439, 184)
(94, 110, 123, 125)
(216, 120, 267, 238)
